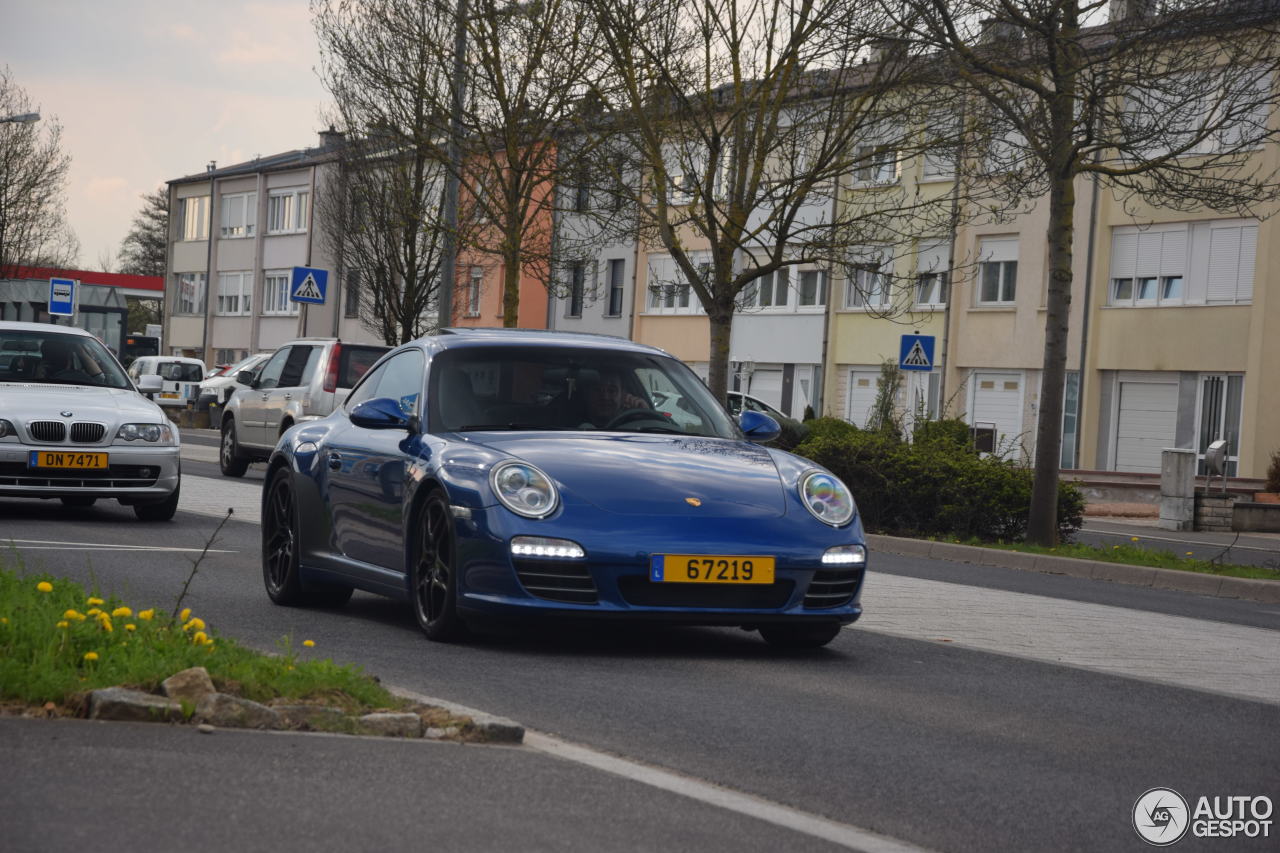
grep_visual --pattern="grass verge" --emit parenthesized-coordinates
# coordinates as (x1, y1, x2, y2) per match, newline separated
(0, 564, 467, 731)
(951, 538, 1279, 581)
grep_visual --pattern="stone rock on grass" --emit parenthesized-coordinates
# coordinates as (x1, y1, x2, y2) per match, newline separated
(88, 687, 184, 723)
(273, 704, 348, 730)
(162, 666, 216, 707)
(357, 712, 423, 738)
(195, 693, 282, 730)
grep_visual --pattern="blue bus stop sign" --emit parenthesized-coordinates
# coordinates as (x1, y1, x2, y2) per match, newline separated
(49, 277, 76, 316)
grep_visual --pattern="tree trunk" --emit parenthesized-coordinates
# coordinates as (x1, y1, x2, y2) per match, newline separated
(1027, 171, 1076, 545)
(706, 305, 733, 405)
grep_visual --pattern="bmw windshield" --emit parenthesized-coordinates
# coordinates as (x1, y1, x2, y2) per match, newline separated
(0, 331, 131, 390)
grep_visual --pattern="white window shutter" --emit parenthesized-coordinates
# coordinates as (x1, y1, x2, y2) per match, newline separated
(1110, 230, 1137, 279)
(1159, 228, 1187, 277)
(1206, 226, 1242, 303)
(1135, 231, 1162, 277)
(1237, 225, 1257, 302)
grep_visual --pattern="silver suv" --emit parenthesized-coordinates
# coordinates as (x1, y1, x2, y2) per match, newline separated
(219, 338, 388, 476)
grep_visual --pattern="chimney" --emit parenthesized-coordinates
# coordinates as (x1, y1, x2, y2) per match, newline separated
(318, 125, 346, 150)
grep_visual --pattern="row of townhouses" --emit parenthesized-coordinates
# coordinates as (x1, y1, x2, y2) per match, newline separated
(163, 75, 1278, 485)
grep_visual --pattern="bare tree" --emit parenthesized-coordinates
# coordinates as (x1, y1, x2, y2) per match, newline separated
(314, 0, 458, 344)
(574, 0, 957, 403)
(884, 0, 1280, 544)
(0, 67, 78, 272)
(117, 187, 169, 276)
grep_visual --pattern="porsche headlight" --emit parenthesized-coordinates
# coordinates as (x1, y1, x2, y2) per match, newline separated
(800, 470, 855, 527)
(491, 461, 558, 519)
(0, 419, 15, 439)
(115, 422, 174, 444)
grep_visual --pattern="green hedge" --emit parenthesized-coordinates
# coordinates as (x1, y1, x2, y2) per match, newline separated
(793, 418, 1084, 542)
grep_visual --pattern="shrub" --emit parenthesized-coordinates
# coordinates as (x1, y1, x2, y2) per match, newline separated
(793, 427, 1084, 542)
(1266, 450, 1280, 493)
(912, 417, 975, 453)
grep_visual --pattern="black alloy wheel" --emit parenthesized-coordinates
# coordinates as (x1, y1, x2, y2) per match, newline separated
(412, 490, 467, 642)
(262, 467, 351, 607)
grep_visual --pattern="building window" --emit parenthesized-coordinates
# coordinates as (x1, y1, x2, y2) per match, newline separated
(466, 267, 482, 317)
(741, 268, 790, 309)
(180, 196, 209, 241)
(1109, 220, 1256, 307)
(572, 172, 590, 213)
(262, 271, 299, 316)
(645, 254, 705, 315)
(854, 143, 899, 184)
(1196, 374, 1243, 476)
(176, 272, 206, 314)
(606, 259, 625, 317)
(976, 237, 1018, 305)
(219, 192, 256, 238)
(914, 240, 949, 308)
(798, 270, 826, 307)
(268, 188, 309, 234)
(344, 269, 361, 318)
(567, 262, 585, 318)
(216, 271, 253, 316)
(844, 248, 891, 309)
(1061, 371, 1079, 469)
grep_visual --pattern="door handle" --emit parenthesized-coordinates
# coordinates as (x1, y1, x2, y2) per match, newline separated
(328, 453, 342, 471)
(283, 393, 293, 400)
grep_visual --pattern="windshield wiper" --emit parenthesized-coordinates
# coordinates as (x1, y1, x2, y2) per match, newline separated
(457, 423, 568, 431)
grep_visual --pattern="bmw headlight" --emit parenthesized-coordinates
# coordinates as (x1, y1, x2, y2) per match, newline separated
(490, 461, 558, 518)
(115, 422, 174, 444)
(800, 470, 855, 527)
(0, 419, 15, 439)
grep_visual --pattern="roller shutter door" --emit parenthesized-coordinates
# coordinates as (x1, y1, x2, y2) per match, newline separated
(1115, 381, 1178, 473)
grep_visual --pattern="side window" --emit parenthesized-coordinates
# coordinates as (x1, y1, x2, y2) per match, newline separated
(278, 346, 315, 388)
(256, 348, 291, 390)
(375, 350, 425, 415)
(344, 359, 389, 412)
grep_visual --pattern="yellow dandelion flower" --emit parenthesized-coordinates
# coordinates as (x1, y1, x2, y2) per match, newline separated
(87, 597, 104, 606)
(205, 645, 215, 653)
(303, 639, 315, 648)
(56, 620, 69, 629)
(180, 608, 191, 622)
(125, 624, 136, 632)
(87, 608, 102, 617)
(1130, 536, 1140, 543)
(1186, 551, 1194, 556)
(112, 606, 132, 618)
(1, 617, 8, 624)
(37, 581, 53, 593)
(138, 609, 154, 621)
(192, 630, 208, 645)
(186, 617, 205, 632)
(1113, 545, 1120, 550)
(63, 609, 82, 620)
(83, 651, 99, 662)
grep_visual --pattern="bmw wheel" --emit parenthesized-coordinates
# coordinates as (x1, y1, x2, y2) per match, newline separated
(411, 490, 467, 642)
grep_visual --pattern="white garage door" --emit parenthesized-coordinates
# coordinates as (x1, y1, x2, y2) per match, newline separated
(847, 369, 879, 427)
(747, 369, 784, 412)
(971, 372, 1024, 456)
(1115, 381, 1178, 473)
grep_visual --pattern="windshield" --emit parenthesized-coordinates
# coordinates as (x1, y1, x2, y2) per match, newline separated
(0, 330, 131, 390)
(427, 345, 738, 438)
(157, 362, 204, 382)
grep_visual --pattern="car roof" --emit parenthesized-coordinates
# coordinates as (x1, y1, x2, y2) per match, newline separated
(430, 327, 671, 357)
(0, 321, 95, 338)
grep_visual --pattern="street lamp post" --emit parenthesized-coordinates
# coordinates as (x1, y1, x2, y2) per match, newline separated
(436, 0, 470, 331)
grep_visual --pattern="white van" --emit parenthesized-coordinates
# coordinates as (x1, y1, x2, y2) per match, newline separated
(127, 356, 207, 408)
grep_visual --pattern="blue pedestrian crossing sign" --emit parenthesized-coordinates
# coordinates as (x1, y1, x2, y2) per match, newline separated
(899, 334, 935, 371)
(49, 277, 77, 316)
(290, 266, 328, 304)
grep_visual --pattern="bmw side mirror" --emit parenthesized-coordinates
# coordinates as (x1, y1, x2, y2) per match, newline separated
(740, 410, 781, 444)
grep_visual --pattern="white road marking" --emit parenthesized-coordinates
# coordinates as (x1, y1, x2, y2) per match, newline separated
(4, 538, 235, 554)
(524, 731, 935, 853)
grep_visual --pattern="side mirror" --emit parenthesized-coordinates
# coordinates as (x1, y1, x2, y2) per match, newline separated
(740, 410, 781, 444)
(350, 397, 416, 431)
(236, 369, 256, 387)
(136, 374, 163, 394)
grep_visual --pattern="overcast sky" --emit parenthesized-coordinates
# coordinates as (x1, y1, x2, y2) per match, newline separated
(1, 0, 332, 270)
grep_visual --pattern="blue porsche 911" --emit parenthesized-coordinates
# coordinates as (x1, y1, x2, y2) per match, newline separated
(261, 329, 867, 648)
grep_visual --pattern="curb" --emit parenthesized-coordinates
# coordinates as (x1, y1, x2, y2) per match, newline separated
(389, 686, 525, 744)
(866, 534, 1280, 605)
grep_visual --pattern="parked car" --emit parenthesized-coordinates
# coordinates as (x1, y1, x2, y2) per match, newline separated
(727, 391, 809, 444)
(199, 352, 271, 407)
(126, 356, 207, 409)
(0, 322, 181, 520)
(219, 338, 389, 476)
(259, 329, 867, 648)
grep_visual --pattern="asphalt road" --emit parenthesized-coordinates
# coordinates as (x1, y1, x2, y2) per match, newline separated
(2, 432, 1278, 852)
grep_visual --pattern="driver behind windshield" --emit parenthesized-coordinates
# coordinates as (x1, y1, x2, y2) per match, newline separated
(580, 370, 647, 428)
(35, 336, 103, 383)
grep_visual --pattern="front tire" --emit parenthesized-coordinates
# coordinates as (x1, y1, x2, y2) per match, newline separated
(262, 468, 351, 607)
(411, 490, 467, 642)
(220, 418, 249, 477)
(133, 483, 179, 521)
(759, 622, 843, 650)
